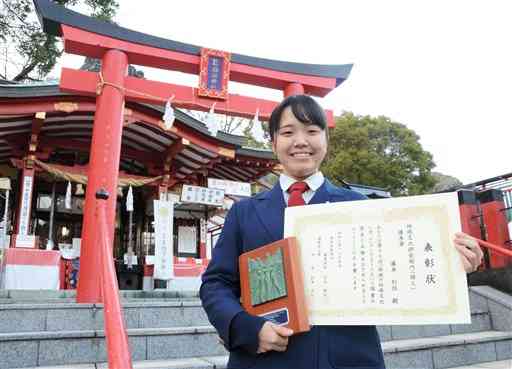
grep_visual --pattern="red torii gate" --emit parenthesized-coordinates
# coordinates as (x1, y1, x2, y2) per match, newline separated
(34, 0, 352, 303)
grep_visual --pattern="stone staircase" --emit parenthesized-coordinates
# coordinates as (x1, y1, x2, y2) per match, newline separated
(0, 286, 510, 369)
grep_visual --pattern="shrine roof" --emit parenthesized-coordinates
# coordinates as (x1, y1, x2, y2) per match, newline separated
(0, 83, 266, 150)
(346, 183, 391, 198)
(237, 147, 275, 160)
(33, 0, 352, 87)
(0, 83, 65, 97)
(0, 83, 276, 181)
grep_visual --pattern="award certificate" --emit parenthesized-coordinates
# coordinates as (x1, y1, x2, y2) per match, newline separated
(284, 192, 470, 325)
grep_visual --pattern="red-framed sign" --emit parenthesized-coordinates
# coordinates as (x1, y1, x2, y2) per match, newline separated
(198, 48, 231, 100)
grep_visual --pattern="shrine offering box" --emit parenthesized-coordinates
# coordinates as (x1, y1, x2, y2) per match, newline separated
(239, 237, 310, 334)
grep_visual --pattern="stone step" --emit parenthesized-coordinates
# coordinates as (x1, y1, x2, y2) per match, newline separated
(0, 300, 210, 333)
(0, 287, 494, 340)
(7, 331, 512, 369)
(444, 359, 512, 369)
(16, 358, 512, 369)
(0, 289, 199, 304)
(382, 330, 512, 369)
(1, 286, 508, 368)
(0, 326, 227, 369)
(15, 356, 228, 369)
(377, 310, 492, 341)
(0, 301, 491, 339)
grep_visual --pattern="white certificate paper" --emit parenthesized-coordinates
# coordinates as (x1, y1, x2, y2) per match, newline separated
(284, 192, 470, 326)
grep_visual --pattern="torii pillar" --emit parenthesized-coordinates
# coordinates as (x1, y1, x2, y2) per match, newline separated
(78, 50, 128, 302)
(284, 83, 305, 97)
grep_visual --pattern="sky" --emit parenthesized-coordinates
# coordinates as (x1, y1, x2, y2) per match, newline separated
(54, 0, 512, 185)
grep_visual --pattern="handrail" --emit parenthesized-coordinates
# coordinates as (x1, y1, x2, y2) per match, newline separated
(96, 189, 133, 369)
(476, 238, 512, 258)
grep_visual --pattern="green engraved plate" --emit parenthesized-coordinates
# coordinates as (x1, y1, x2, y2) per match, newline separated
(248, 248, 288, 306)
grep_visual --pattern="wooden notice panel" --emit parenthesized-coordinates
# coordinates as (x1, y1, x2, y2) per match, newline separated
(239, 237, 310, 334)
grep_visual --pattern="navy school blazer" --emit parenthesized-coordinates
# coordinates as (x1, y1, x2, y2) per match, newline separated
(200, 179, 386, 369)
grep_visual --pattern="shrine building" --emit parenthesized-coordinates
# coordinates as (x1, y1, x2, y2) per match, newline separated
(0, 0, 390, 299)
(0, 82, 279, 290)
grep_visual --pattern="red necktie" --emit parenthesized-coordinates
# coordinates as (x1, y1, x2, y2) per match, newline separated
(287, 182, 309, 207)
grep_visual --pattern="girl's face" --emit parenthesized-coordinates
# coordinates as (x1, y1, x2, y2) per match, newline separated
(272, 107, 328, 181)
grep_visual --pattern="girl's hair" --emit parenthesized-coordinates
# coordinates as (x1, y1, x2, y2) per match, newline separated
(268, 94, 327, 141)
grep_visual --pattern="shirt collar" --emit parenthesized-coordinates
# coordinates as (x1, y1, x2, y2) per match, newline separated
(279, 171, 325, 192)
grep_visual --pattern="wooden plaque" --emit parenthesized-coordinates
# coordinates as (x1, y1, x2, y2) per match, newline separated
(239, 237, 310, 334)
(197, 48, 230, 100)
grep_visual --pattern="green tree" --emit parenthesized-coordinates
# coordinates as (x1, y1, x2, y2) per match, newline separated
(431, 171, 463, 193)
(322, 112, 436, 196)
(242, 118, 271, 150)
(0, 0, 118, 82)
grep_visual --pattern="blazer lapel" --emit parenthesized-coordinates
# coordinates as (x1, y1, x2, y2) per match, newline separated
(309, 179, 332, 205)
(253, 183, 286, 242)
(253, 179, 338, 242)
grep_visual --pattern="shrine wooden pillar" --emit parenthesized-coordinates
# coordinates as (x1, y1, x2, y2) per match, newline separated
(77, 49, 128, 303)
(11, 112, 45, 248)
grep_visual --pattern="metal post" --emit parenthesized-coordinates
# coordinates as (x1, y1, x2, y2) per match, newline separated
(77, 49, 128, 303)
(48, 181, 56, 248)
(127, 209, 133, 269)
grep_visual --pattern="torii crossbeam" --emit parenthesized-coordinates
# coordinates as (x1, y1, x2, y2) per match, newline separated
(34, 0, 352, 302)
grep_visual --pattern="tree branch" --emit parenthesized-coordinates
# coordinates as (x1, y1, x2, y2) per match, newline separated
(232, 119, 244, 133)
(13, 58, 38, 81)
(1, 0, 30, 26)
(23, 75, 42, 82)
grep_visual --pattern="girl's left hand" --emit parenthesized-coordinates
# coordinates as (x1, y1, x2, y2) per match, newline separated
(453, 232, 484, 273)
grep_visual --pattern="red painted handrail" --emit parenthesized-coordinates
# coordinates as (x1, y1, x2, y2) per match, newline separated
(97, 192, 133, 369)
(476, 238, 512, 258)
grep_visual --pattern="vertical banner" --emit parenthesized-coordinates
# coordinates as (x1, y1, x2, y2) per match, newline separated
(153, 200, 174, 280)
(200, 218, 207, 244)
(200, 218, 207, 258)
(0, 189, 8, 249)
(18, 174, 33, 236)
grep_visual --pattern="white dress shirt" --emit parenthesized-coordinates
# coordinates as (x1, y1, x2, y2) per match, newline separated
(279, 171, 325, 206)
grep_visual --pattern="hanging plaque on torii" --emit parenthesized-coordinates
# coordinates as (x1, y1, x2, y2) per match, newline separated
(198, 48, 231, 100)
(33, 0, 353, 303)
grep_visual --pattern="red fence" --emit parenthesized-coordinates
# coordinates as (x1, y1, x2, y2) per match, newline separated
(456, 174, 512, 270)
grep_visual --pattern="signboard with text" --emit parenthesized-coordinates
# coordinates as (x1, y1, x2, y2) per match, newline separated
(208, 178, 251, 197)
(181, 185, 224, 207)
